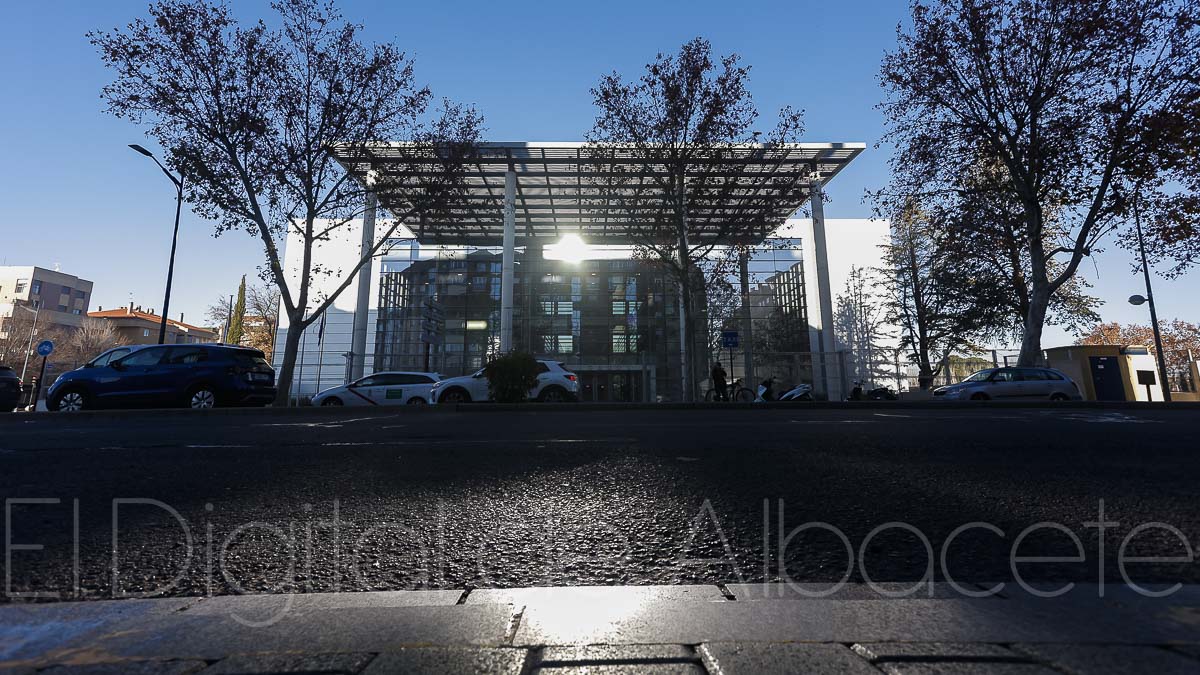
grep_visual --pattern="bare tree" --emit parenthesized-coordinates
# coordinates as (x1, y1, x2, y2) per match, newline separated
(880, 0, 1200, 365)
(587, 37, 807, 400)
(67, 318, 128, 364)
(92, 0, 482, 403)
(834, 266, 892, 387)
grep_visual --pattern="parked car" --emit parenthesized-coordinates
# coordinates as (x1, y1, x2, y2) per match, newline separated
(46, 344, 276, 411)
(311, 371, 443, 407)
(933, 367, 1082, 401)
(430, 360, 579, 403)
(0, 366, 20, 412)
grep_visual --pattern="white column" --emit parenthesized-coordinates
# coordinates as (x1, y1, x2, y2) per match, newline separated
(500, 169, 516, 353)
(809, 177, 840, 400)
(349, 191, 377, 381)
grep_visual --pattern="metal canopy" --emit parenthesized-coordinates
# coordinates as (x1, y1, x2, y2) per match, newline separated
(331, 141, 865, 245)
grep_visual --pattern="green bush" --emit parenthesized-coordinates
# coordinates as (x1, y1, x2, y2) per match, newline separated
(484, 352, 540, 403)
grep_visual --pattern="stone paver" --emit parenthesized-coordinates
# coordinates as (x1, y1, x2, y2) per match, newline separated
(361, 648, 529, 674)
(200, 653, 375, 674)
(466, 585, 725, 606)
(38, 662, 206, 675)
(1012, 643, 1200, 675)
(185, 590, 464, 617)
(876, 664, 1056, 674)
(852, 643, 1021, 661)
(0, 598, 194, 664)
(538, 645, 696, 665)
(699, 643, 877, 674)
(513, 596, 1200, 645)
(535, 666, 703, 674)
(728, 582, 973, 600)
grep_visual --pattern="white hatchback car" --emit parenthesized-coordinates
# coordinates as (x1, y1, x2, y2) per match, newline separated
(311, 371, 442, 407)
(430, 360, 579, 403)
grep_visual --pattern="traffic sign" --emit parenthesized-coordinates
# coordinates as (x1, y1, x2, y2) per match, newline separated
(720, 331, 739, 349)
(36, 340, 54, 357)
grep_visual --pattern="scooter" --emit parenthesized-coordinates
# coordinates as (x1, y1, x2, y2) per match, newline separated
(866, 386, 899, 401)
(778, 382, 813, 401)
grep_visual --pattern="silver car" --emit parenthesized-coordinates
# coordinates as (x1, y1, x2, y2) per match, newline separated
(311, 371, 442, 406)
(934, 367, 1082, 401)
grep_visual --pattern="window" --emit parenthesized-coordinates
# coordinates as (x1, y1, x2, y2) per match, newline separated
(75, 290, 85, 299)
(30, 280, 41, 294)
(396, 373, 435, 385)
(143, 329, 150, 337)
(1043, 370, 1064, 381)
(166, 347, 207, 364)
(91, 348, 130, 367)
(990, 369, 1015, 382)
(355, 375, 380, 387)
(118, 347, 168, 367)
(14, 279, 28, 294)
(57, 304, 68, 312)
(72, 309, 82, 315)
(1017, 368, 1046, 381)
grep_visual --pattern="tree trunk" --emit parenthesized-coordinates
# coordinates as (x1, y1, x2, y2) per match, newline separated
(1018, 284, 1050, 366)
(273, 312, 306, 406)
(679, 276, 698, 402)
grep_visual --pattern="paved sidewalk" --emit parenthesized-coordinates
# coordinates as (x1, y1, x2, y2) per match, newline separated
(2, 584, 1198, 673)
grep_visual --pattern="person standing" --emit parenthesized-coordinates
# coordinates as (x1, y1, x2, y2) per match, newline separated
(711, 361, 728, 401)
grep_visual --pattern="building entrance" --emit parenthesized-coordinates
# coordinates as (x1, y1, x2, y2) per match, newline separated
(579, 371, 644, 402)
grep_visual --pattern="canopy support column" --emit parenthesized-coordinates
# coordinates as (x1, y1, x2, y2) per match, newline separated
(739, 248, 754, 387)
(349, 191, 377, 382)
(809, 176, 839, 400)
(500, 168, 516, 353)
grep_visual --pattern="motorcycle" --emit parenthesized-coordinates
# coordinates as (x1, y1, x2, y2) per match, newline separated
(755, 377, 776, 402)
(778, 382, 814, 402)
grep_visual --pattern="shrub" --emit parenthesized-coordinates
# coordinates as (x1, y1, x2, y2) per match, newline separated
(484, 352, 540, 403)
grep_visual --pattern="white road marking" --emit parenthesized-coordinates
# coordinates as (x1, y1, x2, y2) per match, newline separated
(185, 444, 251, 449)
(873, 413, 912, 418)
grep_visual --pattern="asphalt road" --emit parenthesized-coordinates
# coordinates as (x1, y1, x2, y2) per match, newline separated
(1, 405, 1197, 600)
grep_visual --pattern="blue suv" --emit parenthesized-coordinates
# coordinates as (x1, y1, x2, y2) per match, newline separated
(47, 344, 276, 411)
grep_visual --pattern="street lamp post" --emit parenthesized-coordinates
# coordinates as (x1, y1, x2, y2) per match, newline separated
(129, 144, 184, 345)
(16, 301, 40, 383)
(1129, 199, 1172, 402)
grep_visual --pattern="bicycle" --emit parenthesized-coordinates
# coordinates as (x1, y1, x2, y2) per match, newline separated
(705, 377, 755, 402)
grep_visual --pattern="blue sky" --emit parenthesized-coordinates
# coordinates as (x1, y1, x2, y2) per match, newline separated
(1, 0, 1193, 343)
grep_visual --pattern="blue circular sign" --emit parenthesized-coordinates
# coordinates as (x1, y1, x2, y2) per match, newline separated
(36, 340, 54, 357)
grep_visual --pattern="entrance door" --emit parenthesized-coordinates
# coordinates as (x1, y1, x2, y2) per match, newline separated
(1088, 356, 1126, 401)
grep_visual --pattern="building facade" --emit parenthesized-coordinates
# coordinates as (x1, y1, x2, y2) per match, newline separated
(270, 221, 830, 402)
(0, 266, 94, 330)
(89, 305, 220, 345)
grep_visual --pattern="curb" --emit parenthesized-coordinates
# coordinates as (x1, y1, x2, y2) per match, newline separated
(454, 400, 1200, 412)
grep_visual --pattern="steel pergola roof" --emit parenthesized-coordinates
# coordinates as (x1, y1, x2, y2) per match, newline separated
(331, 141, 865, 246)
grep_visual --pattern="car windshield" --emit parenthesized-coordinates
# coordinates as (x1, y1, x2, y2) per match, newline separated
(963, 369, 994, 382)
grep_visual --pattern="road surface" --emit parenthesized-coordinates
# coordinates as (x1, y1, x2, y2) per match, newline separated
(1, 405, 1196, 600)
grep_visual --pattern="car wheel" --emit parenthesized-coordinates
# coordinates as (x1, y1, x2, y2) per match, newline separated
(187, 386, 217, 409)
(53, 389, 88, 412)
(969, 392, 989, 401)
(704, 389, 716, 402)
(439, 388, 470, 404)
(538, 386, 570, 403)
(1049, 392, 1069, 401)
(407, 397, 427, 405)
(320, 397, 343, 406)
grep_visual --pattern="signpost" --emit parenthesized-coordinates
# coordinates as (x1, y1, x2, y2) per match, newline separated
(30, 340, 53, 411)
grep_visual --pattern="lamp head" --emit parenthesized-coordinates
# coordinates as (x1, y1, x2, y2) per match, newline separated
(128, 144, 155, 158)
(1128, 294, 1148, 306)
